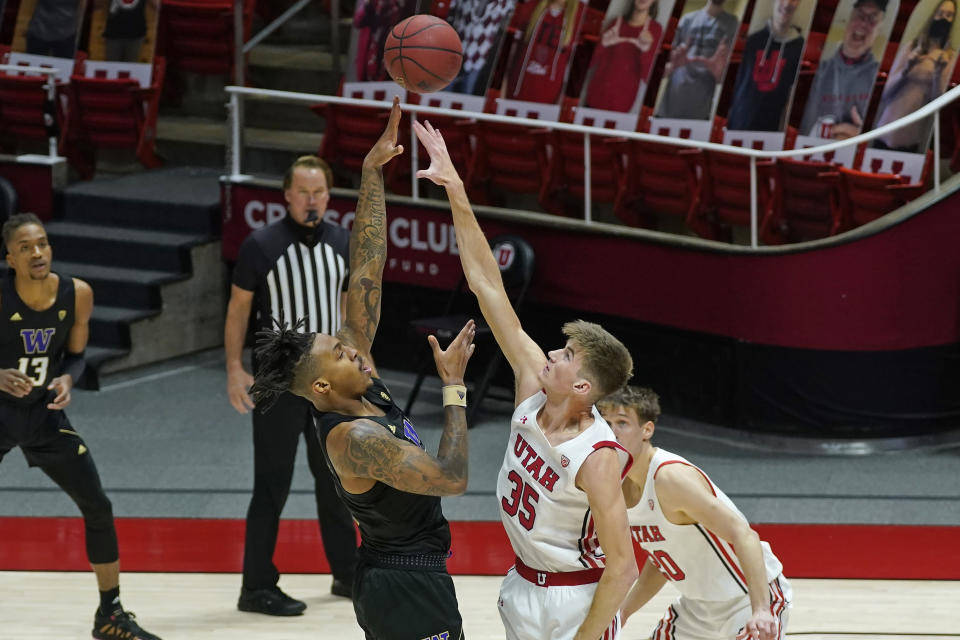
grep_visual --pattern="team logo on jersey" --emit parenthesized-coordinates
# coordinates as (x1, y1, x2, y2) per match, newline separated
(520, 416, 528, 424)
(648, 499, 655, 510)
(78, 444, 87, 455)
(380, 391, 390, 401)
(419, 632, 450, 640)
(58, 310, 66, 320)
(9, 312, 22, 321)
(560, 455, 570, 467)
(387, 424, 397, 434)
(20, 328, 55, 354)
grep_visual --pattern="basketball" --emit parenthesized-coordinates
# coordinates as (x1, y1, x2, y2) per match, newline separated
(384, 15, 463, 94)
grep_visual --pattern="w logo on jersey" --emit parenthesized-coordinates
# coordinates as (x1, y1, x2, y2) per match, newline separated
(20, 328, 55, 354)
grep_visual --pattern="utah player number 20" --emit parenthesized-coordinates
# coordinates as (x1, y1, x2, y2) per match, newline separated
(501, 470, 539, 530)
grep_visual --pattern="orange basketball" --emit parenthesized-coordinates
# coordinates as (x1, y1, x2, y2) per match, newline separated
(384, 15, 463, 94)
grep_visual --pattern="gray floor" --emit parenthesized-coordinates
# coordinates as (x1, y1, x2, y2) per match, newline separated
(1, 349, 959, 526)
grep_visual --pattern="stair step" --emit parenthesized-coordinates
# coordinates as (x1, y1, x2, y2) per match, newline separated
(82, 346, 130, 389)
(51, 261, 181, 310)
(89, 305, 159, 349)
(61, 167, 221, 235)
(46, 221, 207, 273)
(156, 116, 324, 173)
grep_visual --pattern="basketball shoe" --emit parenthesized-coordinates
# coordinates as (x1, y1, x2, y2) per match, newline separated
(92, 607, 162, 639)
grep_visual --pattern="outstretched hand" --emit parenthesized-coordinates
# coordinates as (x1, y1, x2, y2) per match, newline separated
(364, 95, 405, 168)
(413, 120, 461, 187)
(428, 319, 476, 386)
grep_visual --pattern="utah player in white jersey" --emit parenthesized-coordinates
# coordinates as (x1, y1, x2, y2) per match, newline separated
(598, 386, 791, 640)
(415, 120, 638, 640)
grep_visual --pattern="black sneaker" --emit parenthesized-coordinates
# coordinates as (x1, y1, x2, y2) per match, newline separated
(92, 608, 162, 640)
(237, 586, 307, 616)
(330, 577, 353, 599)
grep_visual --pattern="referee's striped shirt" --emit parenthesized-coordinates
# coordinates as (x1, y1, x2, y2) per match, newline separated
(233, 215, 350, 336)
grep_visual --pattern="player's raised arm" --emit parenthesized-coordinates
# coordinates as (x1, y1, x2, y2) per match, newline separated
(338, 96, 404, 359)
(414, 120, 544, 400)
(327, 319, 475, 496)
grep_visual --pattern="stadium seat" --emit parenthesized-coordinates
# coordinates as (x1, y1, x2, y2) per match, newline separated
(65, 57, 166, 178)
(834, 165, 926, 230)
(465, 99, 555, 211)
(403, 235, 535, 424)
(697, 149, 774, 241)
(613, 139, 702, 231)
(157, 0, 255, 103)
(761, 157, 840, 244)
(0, 51, 77, 155)
(313, 80, 407, 187)
(386, 91, 482, 196)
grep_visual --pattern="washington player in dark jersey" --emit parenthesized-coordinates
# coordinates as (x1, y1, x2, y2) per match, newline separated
(0, 213, 161, 640)
(250, 98, 474, 640)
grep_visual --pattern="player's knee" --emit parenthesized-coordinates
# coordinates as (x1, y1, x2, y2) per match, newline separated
(81, 492, 114, 530)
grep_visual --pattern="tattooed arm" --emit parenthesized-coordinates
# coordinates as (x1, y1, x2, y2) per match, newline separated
(327, 320, 476, 496)
(337, 96, 404, 358)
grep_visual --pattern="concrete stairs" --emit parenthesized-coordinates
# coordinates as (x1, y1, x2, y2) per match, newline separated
(155, 2, 351, 177)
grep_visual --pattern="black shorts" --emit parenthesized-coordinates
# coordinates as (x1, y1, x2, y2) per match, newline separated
(0, 400, 87, 467)
(353, 552, 464, 640)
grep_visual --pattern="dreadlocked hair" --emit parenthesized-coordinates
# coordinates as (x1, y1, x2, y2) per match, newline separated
(249, 316, 314, 411)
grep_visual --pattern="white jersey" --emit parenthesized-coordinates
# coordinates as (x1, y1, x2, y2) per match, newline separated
(628, 448, 783, 602)
(497, 391, 633, 573)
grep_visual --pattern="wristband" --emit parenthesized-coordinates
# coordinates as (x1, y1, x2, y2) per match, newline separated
(62, 350, 86, 383)
(442, 384, 467, 407)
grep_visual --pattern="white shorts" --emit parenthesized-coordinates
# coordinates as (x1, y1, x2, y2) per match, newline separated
(648, 575, 792, 640)
(497, 566, 621, 640)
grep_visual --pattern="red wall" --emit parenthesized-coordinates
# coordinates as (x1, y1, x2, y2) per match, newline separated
(223, 181, 960, 352)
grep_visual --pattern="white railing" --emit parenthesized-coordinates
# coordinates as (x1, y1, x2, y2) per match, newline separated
(225, 83, 960, 248)
(0, 64, 61, 158)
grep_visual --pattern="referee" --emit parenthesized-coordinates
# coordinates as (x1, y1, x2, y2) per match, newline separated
(225, 155, 357, 616)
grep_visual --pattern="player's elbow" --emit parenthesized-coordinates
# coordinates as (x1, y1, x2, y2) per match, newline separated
(606, 548, 640, 587)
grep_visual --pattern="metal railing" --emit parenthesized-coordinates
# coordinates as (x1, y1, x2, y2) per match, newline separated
(225, 83, 960, 248)
(0, 64, 61, 159)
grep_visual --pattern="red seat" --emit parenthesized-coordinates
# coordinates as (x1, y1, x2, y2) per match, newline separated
(386, 91, 481, 196)
(465, 99, 555, 211)
(313, 81, 407, 186)
(0, 50, 75, 155)
(761, 157, 840, 244)
(157, 0, 255, 102)
(697, 150, 774, 241)
(835, 166, 926, 230)
(613, 139, 701, 231)
(65, 57, 166, 179)
(543, 121, 625, 217)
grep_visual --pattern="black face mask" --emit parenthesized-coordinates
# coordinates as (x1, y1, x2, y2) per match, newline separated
(928, 17, 952, 43)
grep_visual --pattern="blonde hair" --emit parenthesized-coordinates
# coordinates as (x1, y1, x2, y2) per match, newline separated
(598, 385, 661, 424)
(283, 155, 334, 191)
(525, 0, 581, 48)
(561, 320, 633, 398)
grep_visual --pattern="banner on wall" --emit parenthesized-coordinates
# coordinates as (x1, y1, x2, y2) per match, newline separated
(861, 0, 959, 182)
(650, 0, 750, 141)
(576, 0, 677, 132)
(794, 0, 899, 166)
(722, 0, 818, 150)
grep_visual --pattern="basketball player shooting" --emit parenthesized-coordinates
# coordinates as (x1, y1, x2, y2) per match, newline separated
(249, 99, 474, 640)
(414, 119, 638, 640)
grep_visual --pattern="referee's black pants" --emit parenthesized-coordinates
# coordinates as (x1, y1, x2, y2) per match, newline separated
(242, 391, 357, 589)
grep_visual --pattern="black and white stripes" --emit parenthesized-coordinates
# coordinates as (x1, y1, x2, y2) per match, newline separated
(265, 241, 347, 335)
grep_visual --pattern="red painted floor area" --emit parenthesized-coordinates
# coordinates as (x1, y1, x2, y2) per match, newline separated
(1, 517, 957, 579)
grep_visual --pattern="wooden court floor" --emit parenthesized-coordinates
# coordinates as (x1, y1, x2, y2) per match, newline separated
(1, 572, 957, 639)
